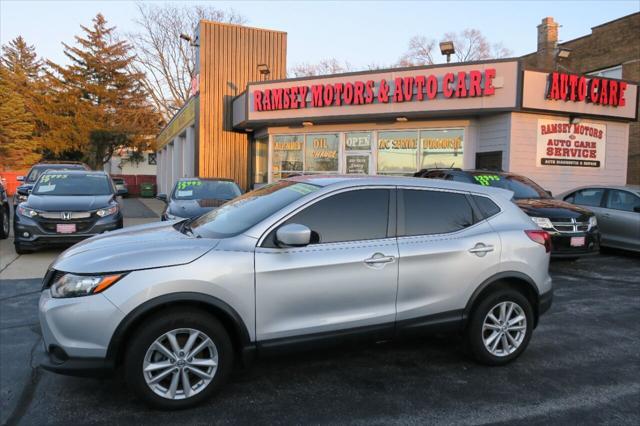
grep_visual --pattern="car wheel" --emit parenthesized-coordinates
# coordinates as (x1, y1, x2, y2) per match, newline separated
(467, 289, 533, 366)
(0, 207, 9, 239)
(124, 308, 233, 409)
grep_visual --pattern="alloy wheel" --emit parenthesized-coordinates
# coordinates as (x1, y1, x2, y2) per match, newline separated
(482, 301, 527, 357)
(143, 328, 219, 400)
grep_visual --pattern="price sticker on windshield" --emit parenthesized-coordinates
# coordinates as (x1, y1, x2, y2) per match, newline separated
(177, 180, 202, 190)
(473, 175, 501, 186)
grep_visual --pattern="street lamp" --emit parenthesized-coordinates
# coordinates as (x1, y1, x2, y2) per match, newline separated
(257, 64, 271, 80)
(179, 33, 199, 47)
(556, 47, 572, 59)
(440, 41, 455, 63)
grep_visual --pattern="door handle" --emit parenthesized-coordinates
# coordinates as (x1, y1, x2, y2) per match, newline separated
(469, 243, 494, 256)
(364, 254, 396, 265)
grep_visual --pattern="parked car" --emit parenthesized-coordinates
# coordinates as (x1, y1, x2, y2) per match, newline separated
(158, 177, 242, 221)
(557, 185, 640, 253)
(112, 178, 129, 197)
(39, 176, 552, 409)
(13, 170, 123, 254)
(418, 169, 599, 258)
(0, 181, 10, 239)
(13, 161, 91, 209)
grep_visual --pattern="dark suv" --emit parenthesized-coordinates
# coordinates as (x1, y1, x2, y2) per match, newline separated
(417, 169, 600, 258)
(14, 162, 91, 209)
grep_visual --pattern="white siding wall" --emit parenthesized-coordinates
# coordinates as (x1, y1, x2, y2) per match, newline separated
(474, 113, 512, 169)
(509, 112, 629, 194)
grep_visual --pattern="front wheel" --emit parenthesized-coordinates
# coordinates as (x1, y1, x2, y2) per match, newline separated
(467, 289, 534, 366)
(124, 308, 234, 409)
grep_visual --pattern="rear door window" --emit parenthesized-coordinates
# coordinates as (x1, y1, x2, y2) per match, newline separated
(605, 190, 640, 212)
(400, 189, 474, 236)
(472, 195, 501, 218)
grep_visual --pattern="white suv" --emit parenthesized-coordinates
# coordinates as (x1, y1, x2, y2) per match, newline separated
(39, 176, 553, 409)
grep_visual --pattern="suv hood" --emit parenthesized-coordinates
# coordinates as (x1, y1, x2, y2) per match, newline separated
(51, 221, 220, 274)
(515, 198, 594, 219)
(27, 194, 114, 211)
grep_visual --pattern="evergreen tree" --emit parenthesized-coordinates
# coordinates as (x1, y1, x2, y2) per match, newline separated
(0, 37, 43, 168)
(45, 13, 160, 169)
(0, 66, 38, 169)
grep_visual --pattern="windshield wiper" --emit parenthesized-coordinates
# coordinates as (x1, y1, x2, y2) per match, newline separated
(179, 218, 200, 238)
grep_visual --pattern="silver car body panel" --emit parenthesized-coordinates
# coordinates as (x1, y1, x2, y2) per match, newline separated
(556, 185, 640, 252)
(51, 220, 219, 273)
(40, 175, 551, 361)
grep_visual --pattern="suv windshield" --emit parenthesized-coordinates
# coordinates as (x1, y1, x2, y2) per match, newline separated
(32, 173, 113, 196)
(469, 172, 550, 199)
(189, 181, 320, 238)
(26, 165, 85, 183)
(172, 179, 241, 201)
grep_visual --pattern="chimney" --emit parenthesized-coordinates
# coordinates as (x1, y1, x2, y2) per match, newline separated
(537, 17, 559, 69)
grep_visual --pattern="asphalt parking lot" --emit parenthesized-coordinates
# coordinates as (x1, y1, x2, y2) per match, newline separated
(1, 201, 638, 425)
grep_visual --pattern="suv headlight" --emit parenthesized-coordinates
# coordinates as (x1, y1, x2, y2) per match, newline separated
(96, 205, 118, 217)
(588, 216, 597, 230)
(50, 273, 125, 298)
(17, 205, 38, 218)
(531, 216, 553, 229)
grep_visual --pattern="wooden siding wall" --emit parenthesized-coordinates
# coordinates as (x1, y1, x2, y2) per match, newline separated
(198, 21, 287, 189)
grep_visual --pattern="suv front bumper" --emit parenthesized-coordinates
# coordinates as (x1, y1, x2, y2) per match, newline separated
(38, 288, 124, 376)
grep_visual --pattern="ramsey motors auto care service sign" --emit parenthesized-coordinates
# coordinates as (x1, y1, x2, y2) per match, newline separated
(536, 119, 606, 168)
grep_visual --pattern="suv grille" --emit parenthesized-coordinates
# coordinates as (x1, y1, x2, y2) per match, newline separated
(550, 218, 589, 233)
(36, 212, 97, 233)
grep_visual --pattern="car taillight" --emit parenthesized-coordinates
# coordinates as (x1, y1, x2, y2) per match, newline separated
(525, 230, 551, 253)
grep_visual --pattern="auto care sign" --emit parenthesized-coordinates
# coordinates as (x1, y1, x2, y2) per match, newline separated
(536, 119, 606, 168)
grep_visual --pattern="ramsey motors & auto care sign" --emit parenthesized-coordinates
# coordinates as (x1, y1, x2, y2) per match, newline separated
(536, 119, 606, 168)
(253, 69, 497, 111)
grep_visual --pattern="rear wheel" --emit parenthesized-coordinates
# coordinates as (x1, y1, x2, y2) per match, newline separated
(124, 308, 233, 409)
(467, 289, 533, 366)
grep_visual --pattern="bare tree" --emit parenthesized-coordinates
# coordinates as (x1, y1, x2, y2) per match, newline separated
(397, 36, 436, 67)
(398, 29, 512, 66)
(129, 3, 246, 119)
(288, 58, 353, 77)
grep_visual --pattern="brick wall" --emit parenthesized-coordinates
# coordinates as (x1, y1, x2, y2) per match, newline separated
(522, 13, 640, 184)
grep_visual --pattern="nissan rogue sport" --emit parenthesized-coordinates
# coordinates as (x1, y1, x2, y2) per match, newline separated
(38, 176, 553, 409)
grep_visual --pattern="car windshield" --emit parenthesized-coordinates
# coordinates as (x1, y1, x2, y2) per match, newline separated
(188, 181, 320, 238)
(32, 173, 113, 196)
(172, 179, 241, 201)
(469, 173, 550, 199)
(26, 166, 83, 183)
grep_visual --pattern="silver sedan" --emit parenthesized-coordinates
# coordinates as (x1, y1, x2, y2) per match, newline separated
(557, 185, 640, 252)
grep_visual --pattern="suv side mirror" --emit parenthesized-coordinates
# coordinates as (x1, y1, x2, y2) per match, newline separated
(17, 176, 24, 182)
(276, 223, 311, 247)
(545, 190, 553, 197)
(156, 193, 168, 203)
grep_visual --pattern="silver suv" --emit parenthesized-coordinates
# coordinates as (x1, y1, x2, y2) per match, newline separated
(39, 176, 553, 409)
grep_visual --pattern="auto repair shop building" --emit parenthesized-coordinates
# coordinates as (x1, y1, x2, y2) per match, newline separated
(157, 19, 638, 195)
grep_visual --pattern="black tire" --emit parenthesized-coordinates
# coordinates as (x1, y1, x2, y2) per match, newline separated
(14, 244, 33, 255)
(0, 207, 9, 239)
(467, 288, 534, 366)
(124, 308, 234, 410)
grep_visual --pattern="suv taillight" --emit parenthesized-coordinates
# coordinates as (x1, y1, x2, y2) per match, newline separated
(525, 230, 551, 253)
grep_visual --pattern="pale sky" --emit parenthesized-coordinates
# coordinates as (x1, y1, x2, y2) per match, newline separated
(1, 0, 639, 69)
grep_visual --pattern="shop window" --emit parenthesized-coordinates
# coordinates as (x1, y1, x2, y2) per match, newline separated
(587, 65, 622, 80)
(272, 135, 303, 180)
(377, 131, 418, 174)
(420, 129, 464, 169)
(305, 134, 339, 173)
(252, 138, 268, 185)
